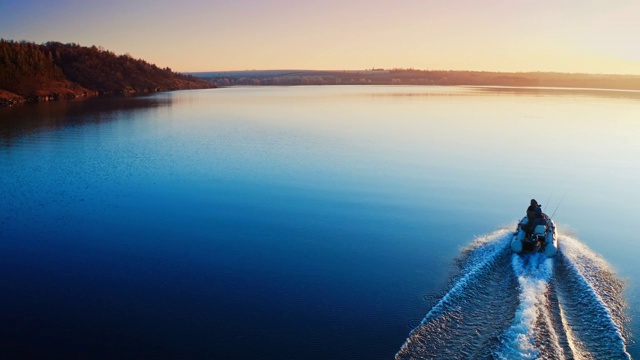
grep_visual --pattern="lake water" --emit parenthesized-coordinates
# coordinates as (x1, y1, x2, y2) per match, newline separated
(1, 85, 639, 359)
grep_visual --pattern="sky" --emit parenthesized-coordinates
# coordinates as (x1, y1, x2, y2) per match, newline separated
(1, 0, 639, 74)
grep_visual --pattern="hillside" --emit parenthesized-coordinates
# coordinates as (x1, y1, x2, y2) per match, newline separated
(0, 39, 214, 106)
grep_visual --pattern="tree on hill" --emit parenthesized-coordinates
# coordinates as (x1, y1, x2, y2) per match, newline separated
(0, 39, 214, 105)
(42, 42, 206, 94)
(0, 39, 67, 96)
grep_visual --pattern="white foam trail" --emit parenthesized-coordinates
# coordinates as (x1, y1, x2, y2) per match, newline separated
(495, 253, 554, 359)
(403, 229, 513, 334)
(557, 234, 631, 359)
(397, 228, 632, 359)
(558, 301, 588, 360)
(414, 229, 511, 326)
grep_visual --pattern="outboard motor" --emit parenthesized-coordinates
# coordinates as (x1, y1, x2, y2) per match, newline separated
(532, 225, 547, 241)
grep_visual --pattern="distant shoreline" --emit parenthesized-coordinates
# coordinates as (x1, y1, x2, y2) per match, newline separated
(6, 81, 640, 109)
(4, 37, 640, 108)
(193, 69, 640, 92)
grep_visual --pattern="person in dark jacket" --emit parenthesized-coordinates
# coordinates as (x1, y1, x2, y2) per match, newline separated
(523, 199, 546, 236)
(530, 206, 548, 230)
(526, 199, 541, 219)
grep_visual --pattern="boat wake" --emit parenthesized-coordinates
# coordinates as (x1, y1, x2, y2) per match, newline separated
(396, 228, 631, 359)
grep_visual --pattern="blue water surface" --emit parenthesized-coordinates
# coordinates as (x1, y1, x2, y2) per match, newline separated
(1, 86, 639, 359)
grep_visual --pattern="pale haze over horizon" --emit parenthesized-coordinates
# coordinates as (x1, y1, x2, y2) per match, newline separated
(1, 0, 639, 74)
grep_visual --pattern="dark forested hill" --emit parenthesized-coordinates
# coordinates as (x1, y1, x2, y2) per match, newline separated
(1, 39, 214, 106)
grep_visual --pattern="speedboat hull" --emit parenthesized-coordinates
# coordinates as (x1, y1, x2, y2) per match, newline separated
(511, 215, 558, 257)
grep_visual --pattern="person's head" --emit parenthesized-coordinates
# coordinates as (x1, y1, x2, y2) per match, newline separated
(530, 199, 538, 206)
(535, 206, 542, 216)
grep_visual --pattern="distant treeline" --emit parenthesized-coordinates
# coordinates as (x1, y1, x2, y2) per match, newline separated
(1, 39, 214, 106)
(197, 69, 640, 91)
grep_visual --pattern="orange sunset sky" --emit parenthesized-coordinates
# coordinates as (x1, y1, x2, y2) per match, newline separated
(1, 0, 639, 74)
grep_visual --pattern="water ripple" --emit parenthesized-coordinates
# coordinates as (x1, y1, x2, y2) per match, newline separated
(397, 229, 631, 360)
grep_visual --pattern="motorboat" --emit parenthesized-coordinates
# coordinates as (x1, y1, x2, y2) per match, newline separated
(511, 213, 558, 257)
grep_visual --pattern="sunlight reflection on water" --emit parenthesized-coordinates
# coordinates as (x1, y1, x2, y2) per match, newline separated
(1, 85, 639, 359)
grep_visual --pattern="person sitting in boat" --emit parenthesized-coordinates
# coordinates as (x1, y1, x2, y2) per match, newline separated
(532, 206, 547, 226)
(524, 206, 548, 238)
(522, 200, 546, 236)
(526, 199, 541, 219)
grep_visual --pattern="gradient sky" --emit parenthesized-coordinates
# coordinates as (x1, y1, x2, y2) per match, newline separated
(1, 0, 639, 74)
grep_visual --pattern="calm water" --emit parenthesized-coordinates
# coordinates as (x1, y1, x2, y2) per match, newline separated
(1, 86, 639, 359)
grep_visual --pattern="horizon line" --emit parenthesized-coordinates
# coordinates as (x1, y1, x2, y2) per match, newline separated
(183, 68, 640, 77)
